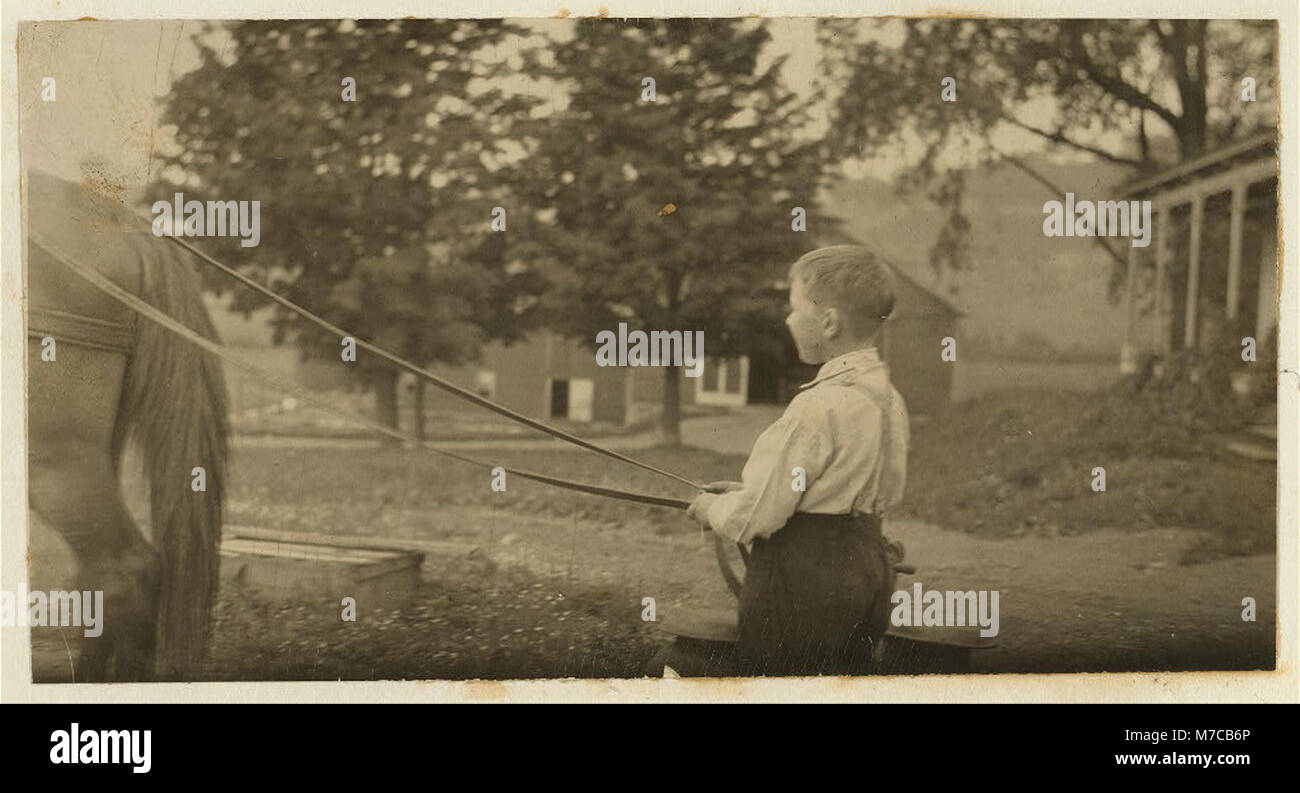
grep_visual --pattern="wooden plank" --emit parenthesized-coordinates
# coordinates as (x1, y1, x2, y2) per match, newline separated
(1121, 241, 1139, 372)
(1184, 196, 1204, 349)
(220, 539, 398, 564)
(1119, 132, 1274, 197)
(1153, 204, 1170, 353)
(1128, 156, 1276, 205)
(224, 525, 478, 557)
(1226, 184, 1246, 320)
(1256, 221, 1278, 342)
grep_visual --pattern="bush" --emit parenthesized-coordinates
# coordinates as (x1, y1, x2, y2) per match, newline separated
(902, 372, 1274, 561)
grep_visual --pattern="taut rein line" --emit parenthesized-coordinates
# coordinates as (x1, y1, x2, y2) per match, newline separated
(150, 226, 703, 493)
(37, 239, 692, 511)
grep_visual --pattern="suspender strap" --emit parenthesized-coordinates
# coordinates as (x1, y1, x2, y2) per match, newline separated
(856, 365, 893, 517)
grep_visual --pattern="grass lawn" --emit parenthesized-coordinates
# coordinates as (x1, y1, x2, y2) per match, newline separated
(225, 389, 1274, 562)
(223, 444, 739, 541)
(205, 557, 666, 681)
(181, 387, 1275, 680)
(901, 389, 1275, 563)
(199, 446, 735, 680)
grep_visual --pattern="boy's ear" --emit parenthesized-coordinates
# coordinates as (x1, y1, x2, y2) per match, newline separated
(821, 306, 842, 339)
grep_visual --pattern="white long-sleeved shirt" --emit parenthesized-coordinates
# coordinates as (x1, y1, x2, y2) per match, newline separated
(705, 347, 909, 544)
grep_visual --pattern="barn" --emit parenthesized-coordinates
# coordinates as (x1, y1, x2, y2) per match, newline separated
(416, 251, 963, 425)
(419, 332, 750, 427)
(210, 252, 963, 428)
(877, 261, 964, 416)
(745, 258, 962, 416)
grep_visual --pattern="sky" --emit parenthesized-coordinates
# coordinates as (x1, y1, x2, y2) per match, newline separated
(17, 17, 1072, 193)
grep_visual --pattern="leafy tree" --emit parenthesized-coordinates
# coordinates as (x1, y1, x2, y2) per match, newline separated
(819, 19, 1277, 290)
(518, 18, 833, 444)
(153, 19, 547, 430)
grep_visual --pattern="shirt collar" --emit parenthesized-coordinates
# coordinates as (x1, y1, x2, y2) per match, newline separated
(799, 347, 884, 391)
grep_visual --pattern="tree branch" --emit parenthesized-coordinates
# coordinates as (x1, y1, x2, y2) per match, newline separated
(1037, 25, 1184, 130)
(1003, 115, 1144, 166)
(988, 143, 1128, 272)
(1147, 19, 1168, 48)
(1194, 20, 1207, 83)
(1138, 108, 1150, 163)
(1167, 20, 1190, 83)
(1073, 56, 1183, 130)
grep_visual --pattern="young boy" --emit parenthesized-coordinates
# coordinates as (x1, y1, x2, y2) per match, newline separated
(687, 245, 909, 676)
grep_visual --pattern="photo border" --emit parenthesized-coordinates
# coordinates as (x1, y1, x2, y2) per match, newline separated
(2, 0, 1295, 703)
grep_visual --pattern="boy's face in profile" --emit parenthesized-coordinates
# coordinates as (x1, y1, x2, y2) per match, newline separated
(785, 276, 830, 364)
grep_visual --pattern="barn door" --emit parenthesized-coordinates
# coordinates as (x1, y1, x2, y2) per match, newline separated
(569, 378, 594, 422)
(550, 379, 569, 418)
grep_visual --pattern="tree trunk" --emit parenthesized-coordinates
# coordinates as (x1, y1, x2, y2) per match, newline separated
(659, 364, 681, 446)
(373, 368, 399, 439)
(413, 379, 426, 441)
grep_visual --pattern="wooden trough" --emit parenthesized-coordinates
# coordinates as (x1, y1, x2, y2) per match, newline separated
(219, 527, 431, 612)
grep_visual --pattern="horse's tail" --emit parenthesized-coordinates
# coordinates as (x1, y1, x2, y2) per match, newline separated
(112, 242, 229, 678)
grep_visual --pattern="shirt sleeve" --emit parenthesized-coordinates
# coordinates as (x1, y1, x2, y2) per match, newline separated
(704, 402, 833, 544)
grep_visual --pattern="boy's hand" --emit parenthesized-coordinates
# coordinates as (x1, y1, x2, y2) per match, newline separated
(703, 480, 743, 493)
(687, 492, 720, 529)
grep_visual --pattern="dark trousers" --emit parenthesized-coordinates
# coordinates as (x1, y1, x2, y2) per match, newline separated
(737, 512, 894, 676)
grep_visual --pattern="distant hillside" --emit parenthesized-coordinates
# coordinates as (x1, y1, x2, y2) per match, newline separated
(823, 155, 1137, 361)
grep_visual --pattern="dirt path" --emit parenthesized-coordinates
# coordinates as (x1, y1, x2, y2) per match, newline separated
(28, 500, 1274, 678)
(439, 507, 1275, 673)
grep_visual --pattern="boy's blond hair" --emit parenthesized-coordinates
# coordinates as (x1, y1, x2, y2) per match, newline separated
(789, 245, 896, 337)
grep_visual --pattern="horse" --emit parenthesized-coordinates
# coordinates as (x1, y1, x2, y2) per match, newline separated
(25, 168, 229, 682)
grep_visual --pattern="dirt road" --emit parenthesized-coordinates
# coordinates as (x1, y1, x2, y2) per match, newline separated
(447, 506, 1276, 673)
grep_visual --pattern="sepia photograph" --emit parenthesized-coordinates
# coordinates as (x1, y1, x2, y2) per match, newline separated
(5, 8, 1289, 693)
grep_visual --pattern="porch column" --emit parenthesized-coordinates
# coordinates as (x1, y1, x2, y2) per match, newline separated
(1226, 183, 1247, 321)
(1120, 240, 1139, 372)
(1184, 195, 1204, 349)
(1152, 202, 1170, 353)
(1255, 218, 1278, 343)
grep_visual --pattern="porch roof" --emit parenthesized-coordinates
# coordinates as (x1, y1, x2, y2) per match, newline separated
(1118, 130, 1277, 200)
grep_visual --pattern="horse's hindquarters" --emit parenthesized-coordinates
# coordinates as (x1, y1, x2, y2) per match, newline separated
(26, 338, 126, 450)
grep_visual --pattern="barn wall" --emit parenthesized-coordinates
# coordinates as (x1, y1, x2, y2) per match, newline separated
(740, 265, 960, 413)
(882, 275, 959, 416)
(422, 333, 629, 425)
(884, 318, 955, 416)
(543, 335, 632, 424)
(629, 356, 745, 407)
(419, 337, 544, 418)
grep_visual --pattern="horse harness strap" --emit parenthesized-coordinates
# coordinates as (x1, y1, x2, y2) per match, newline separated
(28, 306, 134, 356)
